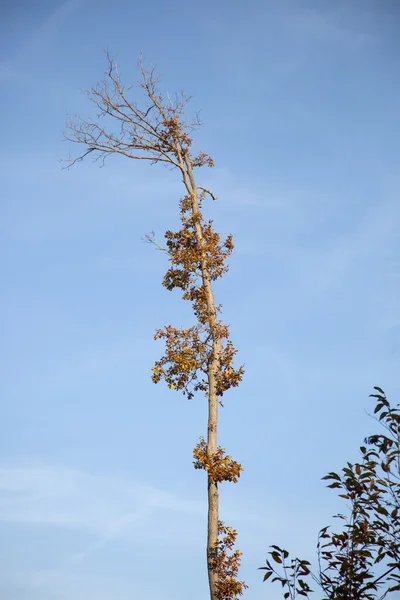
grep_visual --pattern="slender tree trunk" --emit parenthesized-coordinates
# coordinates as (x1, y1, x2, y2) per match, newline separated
(207, 376, 220, 599)
(181, 157, 222, 600)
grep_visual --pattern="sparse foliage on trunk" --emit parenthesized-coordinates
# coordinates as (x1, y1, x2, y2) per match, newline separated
(260, 387, 400, 599)
(64, 52, 246, 600)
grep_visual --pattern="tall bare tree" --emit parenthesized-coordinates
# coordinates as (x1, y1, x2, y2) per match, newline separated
(64, 53, 246, 600)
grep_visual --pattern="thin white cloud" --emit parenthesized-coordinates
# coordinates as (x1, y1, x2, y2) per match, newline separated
(0, 62, 38, 87)
(256, 196, 400, 304)
(35, 0, 86, 35)
(311, 199, 399, 293)
(0, 465, 201, 532)
(0, 463, 268, 580)
(36, 338, 153, 388)
(0, 0, 88, 77)
(1, 154, 182, 242)
(201, 166, 293, 210)
(10, 567, 183, 600)
(292, 6, 376, 48)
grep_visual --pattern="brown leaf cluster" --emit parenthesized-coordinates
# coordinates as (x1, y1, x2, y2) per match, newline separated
(193, 439, 243, 484)
(152, 194, 243, 402)
(152, 325, 208, 399)
(208, 521, 248, 600)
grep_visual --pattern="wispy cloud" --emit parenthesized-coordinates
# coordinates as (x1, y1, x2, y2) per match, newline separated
(0, 0, 88, 88)
(201, 166, 293, 210)
(0, 465, 201, 532)
(291, 6, 376, 48)
(300, 198, 400, 295)
(0, 464, 207, 569)
(1, 154, 181, 242)
(35, 0, 86, 35)
(0, 463, 269, 567)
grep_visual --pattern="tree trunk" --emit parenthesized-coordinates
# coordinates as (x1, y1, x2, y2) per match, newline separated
(182, 158, 222, 600)
(207, 376, 220, 599)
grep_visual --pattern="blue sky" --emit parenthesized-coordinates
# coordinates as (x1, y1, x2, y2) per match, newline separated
(1, 1, 400, 598)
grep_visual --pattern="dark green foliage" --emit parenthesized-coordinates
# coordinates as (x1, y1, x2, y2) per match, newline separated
(260, 546, 312, 599)
(260, 388, 400, 599)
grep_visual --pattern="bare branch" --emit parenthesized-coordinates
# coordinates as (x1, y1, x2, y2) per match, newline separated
(63, 51, 203, 170)
(142, 231, 168, 252)
(198, 186, 217, 201)
(61, 147, 95, 170)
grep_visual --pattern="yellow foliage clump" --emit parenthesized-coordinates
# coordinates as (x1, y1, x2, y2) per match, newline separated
(193, 439, 243, 484)
(209, 521, 248, 600)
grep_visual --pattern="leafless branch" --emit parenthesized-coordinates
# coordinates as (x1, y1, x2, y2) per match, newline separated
(198, 186, 217, 201)
(63, 51, 202, 171)
(142, 231, 168, 252)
